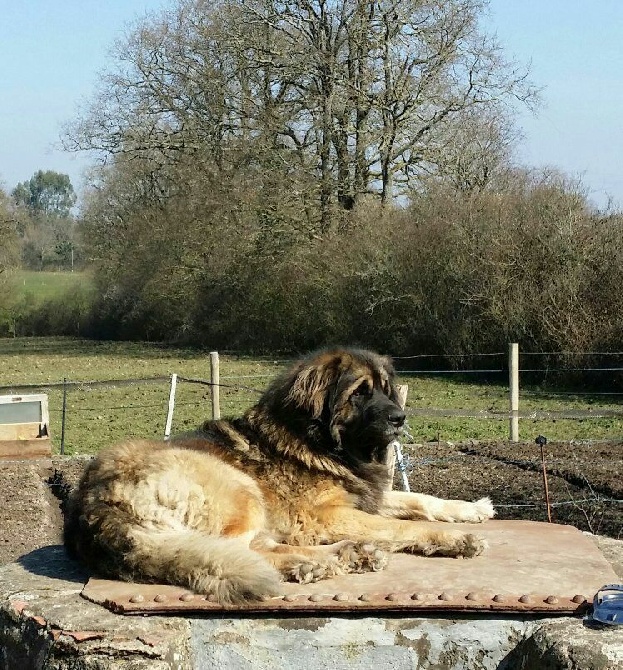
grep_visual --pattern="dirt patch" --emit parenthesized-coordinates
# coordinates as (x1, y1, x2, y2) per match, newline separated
(398, 440, 622, 539)
(0, 442, 620, 566)
(0, 456, 91, 566)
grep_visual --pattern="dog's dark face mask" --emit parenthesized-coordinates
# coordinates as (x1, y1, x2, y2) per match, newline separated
(327, 372, 405, 464)
(266, 348, 405, 464)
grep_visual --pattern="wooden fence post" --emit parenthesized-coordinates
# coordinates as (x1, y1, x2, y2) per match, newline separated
(60, 378, 67, 455)
(509, 343, 519, 442)
(386, 384, 409, 490)
(210, 352, 221, 420)
(164, 373, 177, 440)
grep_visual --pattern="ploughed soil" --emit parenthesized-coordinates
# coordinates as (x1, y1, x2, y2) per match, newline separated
(397, 440, 622, 540)
(0, 441, 621, 566)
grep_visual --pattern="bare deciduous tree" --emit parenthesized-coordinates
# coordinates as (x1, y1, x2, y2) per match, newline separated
(0, 189, 19, 274)
(65, 0, 536, 228)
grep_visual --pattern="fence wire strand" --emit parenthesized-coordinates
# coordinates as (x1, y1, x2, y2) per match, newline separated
(3, 351, 622, 530)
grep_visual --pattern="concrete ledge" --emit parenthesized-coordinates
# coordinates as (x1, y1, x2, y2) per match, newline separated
(189, 616, 533, 669)
(0, 546, 190, 669)
(1, 539, 622, 669)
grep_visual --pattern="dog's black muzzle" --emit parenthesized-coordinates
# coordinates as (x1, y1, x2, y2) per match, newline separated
(371, 391, 405, 440)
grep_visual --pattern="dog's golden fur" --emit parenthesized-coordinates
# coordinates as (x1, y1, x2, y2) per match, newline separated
(64, 347, 494, 603)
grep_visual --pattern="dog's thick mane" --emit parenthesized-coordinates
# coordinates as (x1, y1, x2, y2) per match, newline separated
(202, 409, 388, 485)
(200, 412, 388, 515)
(197, 345, 394, 513)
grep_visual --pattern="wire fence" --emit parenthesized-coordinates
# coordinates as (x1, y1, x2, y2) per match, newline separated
(3, 345, 623, 450)
(3, 345, 623, 421)
(1, 346, 621, 536)
(393, 440, 622, 537)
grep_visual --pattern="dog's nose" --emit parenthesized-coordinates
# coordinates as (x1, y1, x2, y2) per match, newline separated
(388, 407, 406, 428)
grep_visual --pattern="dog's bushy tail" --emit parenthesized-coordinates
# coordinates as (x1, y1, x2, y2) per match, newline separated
(64, 501, 282, 604)
(121, 528, 282, 604)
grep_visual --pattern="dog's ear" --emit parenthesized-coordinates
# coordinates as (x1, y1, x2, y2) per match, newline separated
(379, 354, 395, 377)
(286, 360, 337, 419)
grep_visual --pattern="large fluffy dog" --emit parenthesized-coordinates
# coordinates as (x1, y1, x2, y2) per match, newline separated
(64, 347, 494, 603)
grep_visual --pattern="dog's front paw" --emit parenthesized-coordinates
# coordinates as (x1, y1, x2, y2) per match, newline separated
(428, 496, 495, 523)
(461, 497, 495, 523)
(286, 559, 339, 584)
(420, 531, 488, 558)
(456, 533, 488, 558)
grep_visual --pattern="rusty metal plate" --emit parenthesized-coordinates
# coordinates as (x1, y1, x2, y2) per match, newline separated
(81, 520, 617, 616)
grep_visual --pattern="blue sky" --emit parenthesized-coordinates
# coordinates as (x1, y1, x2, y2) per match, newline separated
(1, 0, 622, 209)
(486, 1, 623, 210)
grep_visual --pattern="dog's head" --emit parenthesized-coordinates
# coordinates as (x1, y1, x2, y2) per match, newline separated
(261, 347, 405, 464)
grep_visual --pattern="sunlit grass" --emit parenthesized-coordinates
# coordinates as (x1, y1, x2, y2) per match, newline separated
(12, 270, 94, 304)
(0, 337, 621, 454)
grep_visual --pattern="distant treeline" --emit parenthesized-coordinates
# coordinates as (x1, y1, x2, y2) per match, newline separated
(13, 172, 622, 363)
(84, 174, 623, 358)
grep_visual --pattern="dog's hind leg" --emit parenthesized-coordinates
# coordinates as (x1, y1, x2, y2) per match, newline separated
(125, 527, 282, 603)
(317, 507, 487, 558)
(253, 539, 388, 584)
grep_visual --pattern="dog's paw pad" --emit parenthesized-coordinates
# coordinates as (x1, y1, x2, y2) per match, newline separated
(338, 541, 388, 573)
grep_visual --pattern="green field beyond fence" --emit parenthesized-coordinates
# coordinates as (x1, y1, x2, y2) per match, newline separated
(14, 271, 94, 304)
(1, 337, 622, 455)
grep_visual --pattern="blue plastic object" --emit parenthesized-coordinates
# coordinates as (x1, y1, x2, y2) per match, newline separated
(592, 584, 623, 625)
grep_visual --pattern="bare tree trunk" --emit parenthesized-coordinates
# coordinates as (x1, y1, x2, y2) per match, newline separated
(333, 114, 354, 210)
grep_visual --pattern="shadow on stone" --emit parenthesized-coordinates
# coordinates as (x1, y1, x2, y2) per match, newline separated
(17, 544, 90, 584)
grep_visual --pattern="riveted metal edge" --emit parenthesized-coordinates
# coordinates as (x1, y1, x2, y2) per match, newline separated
(95, 588, 596, 615)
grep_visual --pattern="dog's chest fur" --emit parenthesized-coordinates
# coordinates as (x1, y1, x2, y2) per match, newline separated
(183, 418, 388, 540)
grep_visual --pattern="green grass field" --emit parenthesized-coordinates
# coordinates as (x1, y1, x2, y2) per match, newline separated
(12, 270, 94, 304)
(1, 337, 622, 455)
